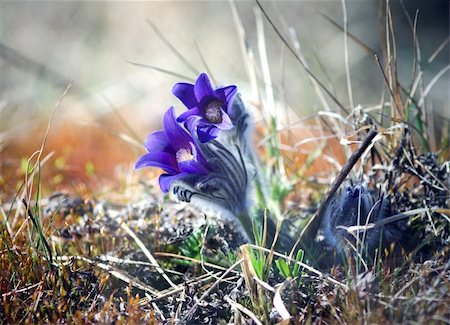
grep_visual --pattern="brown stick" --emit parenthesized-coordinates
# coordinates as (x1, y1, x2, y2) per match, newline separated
(289, 128, 379, 259)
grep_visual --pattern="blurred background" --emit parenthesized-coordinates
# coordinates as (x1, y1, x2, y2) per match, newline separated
(0, 1, 448, 196)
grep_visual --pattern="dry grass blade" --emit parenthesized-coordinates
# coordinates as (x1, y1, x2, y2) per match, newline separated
(181, 258, 244, 322)
(141, 272, 222, 304)
(287, 27, 350, 154)
(255, 7, 276, 120)
(147, 19, 199, 76)
(341, 0, 354, 110)
(126, 60, 195, 81)
(288, 28, 332, 113)
(255, 0, 348, 115)
(318, 12, 377, 57)
(418, 64, 450, 108)
(120, 221, 177, 289)
(344, 208, 450, 233)
(76, 120, 143, 149)
(10, 151, 54, 234)
(374, 54, 403, 119)
(194, 39, 216, 85)
(56, 255, 161, 296)
(428, 36, 450, 64)
(253, 276, 275, 293)
(101, 95, 143, 144)
(225, 296, 263, 325)
(154, 252, 229, 271)
(98, 255, 184, 276)
(2, 281, 43, 298)
(229, 0, 259, 101)
(273, 279, 291, 321)
(24, 83, 71, 207)
(0, 43, 85, 95)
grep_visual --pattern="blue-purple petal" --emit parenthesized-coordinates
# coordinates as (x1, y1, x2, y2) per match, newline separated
(135, 151, 179, 175)
(177, 106, 200, 123)
(159, 173, 183, 193)
(184, 115, 202, 137)
(178, 159, 208, 174)
(144, 130, 171, 153)
(214, 109, 233, 130)
(194, 73, 216, 102)
(163, 107, 192, 150)
(197, 124, 220, 143)
(172, 83, 197, 109)
(215, 85, 237, 105)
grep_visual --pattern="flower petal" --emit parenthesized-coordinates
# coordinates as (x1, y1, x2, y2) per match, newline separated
(197, 124, 220, 143)
(159, 173, 183, 193)
(163, 106, 192, 149)
(188, 136, 207, 164)
(184, 115, 202, 136)
(194, 73, 216, 102)
(178, 159, 208, 174)
(176, 106, 200, 122)
(135, 151, 179, 175)
(215, 85, 237, 104)
(144, 130, 171, 153)
(214, 109, 233, 130)
(172, 82, 197, 109)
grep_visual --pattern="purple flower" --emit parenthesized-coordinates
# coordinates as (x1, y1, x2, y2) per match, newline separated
(135, 107, 208, 192)
(172, 73, 238, 142)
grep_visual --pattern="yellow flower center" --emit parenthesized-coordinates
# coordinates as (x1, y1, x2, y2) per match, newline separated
(176, 148, 193, 163)
(205, 100, 223, 124)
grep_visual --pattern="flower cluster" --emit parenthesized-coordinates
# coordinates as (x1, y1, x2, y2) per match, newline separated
(136, 73, 260, 240)
(136, 73, 238, 193)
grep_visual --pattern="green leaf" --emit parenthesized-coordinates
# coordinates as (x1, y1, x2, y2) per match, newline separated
(292, 249, 304, 277)
(275, 258, 291, 279)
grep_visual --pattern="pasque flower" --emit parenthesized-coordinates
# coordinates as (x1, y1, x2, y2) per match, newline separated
(172, 73, 237, 143)
(321, 183, 399, 255)
(135, 106, 208, 192)
(136, 75, 273, 245)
